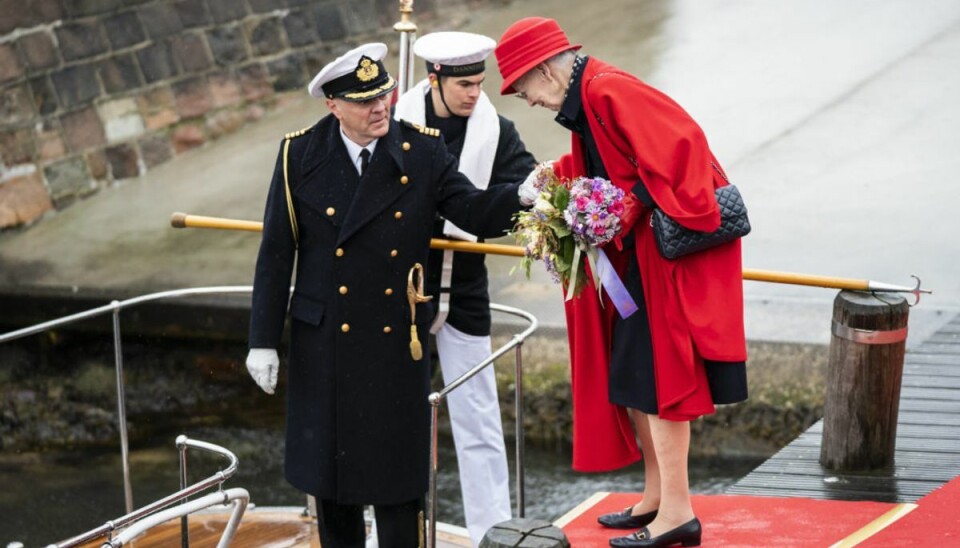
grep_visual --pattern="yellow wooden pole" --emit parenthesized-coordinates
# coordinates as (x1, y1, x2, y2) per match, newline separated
(742, 268, 870, 290)
(170, 212, 263, 232)
(170, 212, 930, 296)
(429, 237, 525, 257)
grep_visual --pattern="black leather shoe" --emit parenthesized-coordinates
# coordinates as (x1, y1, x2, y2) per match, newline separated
(597, 507, 658, 529)
(609, 517, 702, 547)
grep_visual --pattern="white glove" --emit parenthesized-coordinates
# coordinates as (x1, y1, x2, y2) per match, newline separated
(518, 160, 553, 206)
(246, 348, 279, 394)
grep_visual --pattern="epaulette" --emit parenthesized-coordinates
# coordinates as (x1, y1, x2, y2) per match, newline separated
(284, 125, 315, 140)
(400, 119, 440, 138)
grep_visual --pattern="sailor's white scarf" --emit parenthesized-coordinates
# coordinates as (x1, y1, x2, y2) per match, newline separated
(394, 79, 500, 242)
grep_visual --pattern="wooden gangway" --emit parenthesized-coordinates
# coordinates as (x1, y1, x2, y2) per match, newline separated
(728, 312, 960, 502)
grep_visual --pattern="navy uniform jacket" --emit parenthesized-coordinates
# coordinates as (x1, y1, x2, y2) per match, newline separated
(248, 114, 523, 504)
(424, 112, 536, 336)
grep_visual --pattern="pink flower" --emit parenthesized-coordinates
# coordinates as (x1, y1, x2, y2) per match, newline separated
(513, 168, 625, 295)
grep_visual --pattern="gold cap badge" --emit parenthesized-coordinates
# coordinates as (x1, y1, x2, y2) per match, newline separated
(356, 57, 380, 82)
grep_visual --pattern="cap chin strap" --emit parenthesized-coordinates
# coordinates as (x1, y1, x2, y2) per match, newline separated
(433, 76, 467, 120)
(437, 76, 453, 117)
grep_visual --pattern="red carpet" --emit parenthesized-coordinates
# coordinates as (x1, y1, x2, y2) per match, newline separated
(559, 492, 910, 547)
(858, 475, 960, 547)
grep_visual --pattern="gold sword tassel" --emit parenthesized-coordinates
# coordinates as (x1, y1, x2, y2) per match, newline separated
(406, 263, 433, 360)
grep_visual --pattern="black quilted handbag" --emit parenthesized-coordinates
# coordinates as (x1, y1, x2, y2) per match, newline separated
(651, 182, 751, 260)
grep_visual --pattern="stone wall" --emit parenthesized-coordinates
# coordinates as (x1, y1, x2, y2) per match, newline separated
(0, 0, 471, 229)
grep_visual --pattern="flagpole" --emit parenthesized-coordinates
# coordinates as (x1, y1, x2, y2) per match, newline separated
(394, 0, 417, 94)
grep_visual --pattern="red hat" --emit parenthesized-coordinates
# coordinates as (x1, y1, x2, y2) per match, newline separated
(495, 17, 581, 95)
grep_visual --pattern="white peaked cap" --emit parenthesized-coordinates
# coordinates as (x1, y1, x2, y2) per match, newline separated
(414, 32, 496, 75)
(308, 42, 396, 101)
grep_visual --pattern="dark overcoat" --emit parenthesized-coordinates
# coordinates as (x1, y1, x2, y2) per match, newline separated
(248, 114, 522, 505)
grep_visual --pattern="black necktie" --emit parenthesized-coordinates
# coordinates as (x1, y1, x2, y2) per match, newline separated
(359, 149, 370, 175)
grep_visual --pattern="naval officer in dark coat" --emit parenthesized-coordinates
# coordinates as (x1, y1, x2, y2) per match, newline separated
(245, 43, 536, 548)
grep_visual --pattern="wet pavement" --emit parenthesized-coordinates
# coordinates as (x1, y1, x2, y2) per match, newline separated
(1, 0, 959, 346)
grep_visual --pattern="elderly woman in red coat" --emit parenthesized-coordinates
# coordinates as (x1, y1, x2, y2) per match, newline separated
(496, 18, 748, 548)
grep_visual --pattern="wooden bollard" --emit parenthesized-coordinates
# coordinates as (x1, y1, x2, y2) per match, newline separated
(820, 291, 909, 471)
(479, 518, 570, 548)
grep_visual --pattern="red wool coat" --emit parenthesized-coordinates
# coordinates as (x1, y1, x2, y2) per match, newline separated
(554, 58, 747, 472)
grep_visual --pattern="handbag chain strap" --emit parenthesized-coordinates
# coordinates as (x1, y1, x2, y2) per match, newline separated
(711, 161, 730, 184)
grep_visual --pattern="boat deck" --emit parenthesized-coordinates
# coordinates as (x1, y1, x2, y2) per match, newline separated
(728, 312, 960, 502)
(74, 507, 471, 547)
(75, 509, 317, 548)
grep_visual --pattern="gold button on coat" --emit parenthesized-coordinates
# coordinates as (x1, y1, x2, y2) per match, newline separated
(390, 249, 398, 257)
(400, 175, 409, 184)
(336, 248, 344, 257)
(339, 286, 348, 295)
(394, 211, 403, 219)
(402, 142, 411, 151)
(383, 326, 392, 334)
(340, 323, 350, 333)
(326, 207, 335, 216)
(385, 288, 393, 296)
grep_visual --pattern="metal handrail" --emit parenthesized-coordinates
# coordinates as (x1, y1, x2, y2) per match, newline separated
(103, 488, 249, 548)
(427, 303, 539, 548)
(0, 285, 268, 514)
(178, 435, 242, 548)
(45, 436, 240, 548)
(0, 286, 256, 345)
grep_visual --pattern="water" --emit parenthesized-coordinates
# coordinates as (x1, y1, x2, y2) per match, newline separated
(0, 419, 761, 546)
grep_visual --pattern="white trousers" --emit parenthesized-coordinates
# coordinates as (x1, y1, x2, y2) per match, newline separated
(436, 322, 512, 547)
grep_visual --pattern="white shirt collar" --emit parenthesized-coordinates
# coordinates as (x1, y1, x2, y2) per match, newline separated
(339, 127, 378, 175)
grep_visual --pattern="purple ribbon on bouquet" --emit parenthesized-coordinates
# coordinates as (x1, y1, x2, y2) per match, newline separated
(594, 249, 638, 318)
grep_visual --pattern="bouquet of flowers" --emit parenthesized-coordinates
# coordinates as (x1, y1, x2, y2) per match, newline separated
(512, 162, 627, 298)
